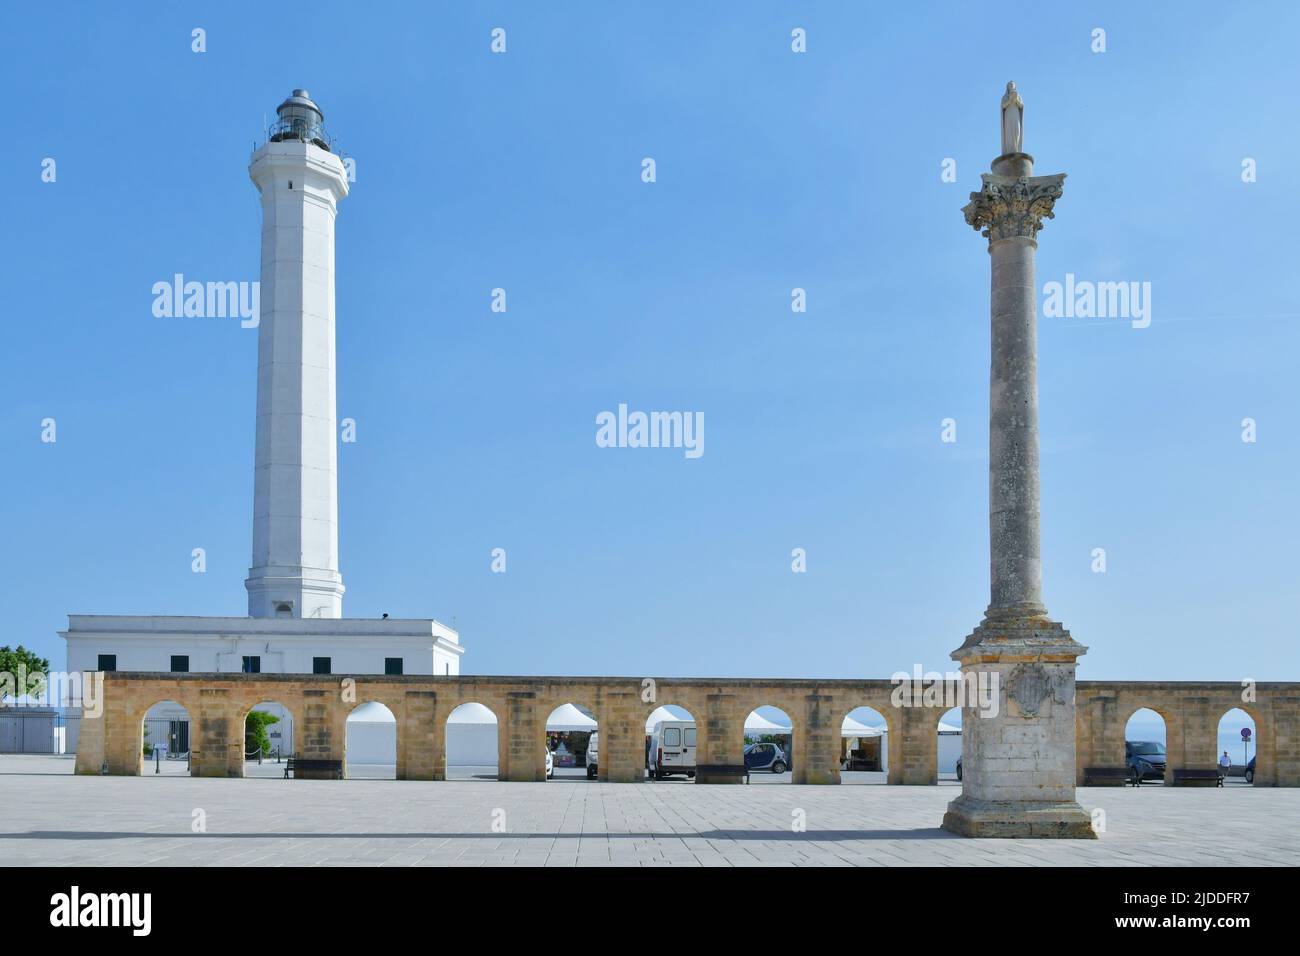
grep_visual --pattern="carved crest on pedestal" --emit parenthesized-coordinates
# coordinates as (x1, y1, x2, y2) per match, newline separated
(1007, 662, 1071, 717)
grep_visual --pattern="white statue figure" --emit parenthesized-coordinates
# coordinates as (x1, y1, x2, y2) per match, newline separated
(1000, 81, 1024, 154)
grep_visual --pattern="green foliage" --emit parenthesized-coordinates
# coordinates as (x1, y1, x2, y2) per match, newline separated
(245, 711, 281, 756)
(0, 645, 51, 705)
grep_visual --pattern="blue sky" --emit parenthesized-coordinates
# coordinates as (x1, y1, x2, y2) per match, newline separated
(2, 3, 1298, 683)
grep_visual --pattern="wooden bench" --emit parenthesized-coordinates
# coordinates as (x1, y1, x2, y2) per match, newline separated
(284, 757, 343, 780)
(1171, 768, 1223, 787)
(694, 763, 750, 784)
(1082, 767, 1131, 787)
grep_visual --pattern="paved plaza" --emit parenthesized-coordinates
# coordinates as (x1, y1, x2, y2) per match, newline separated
(0, 755, 1292, 866)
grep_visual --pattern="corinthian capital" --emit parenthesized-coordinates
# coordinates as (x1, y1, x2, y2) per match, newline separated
(962, 173, 1066, 242)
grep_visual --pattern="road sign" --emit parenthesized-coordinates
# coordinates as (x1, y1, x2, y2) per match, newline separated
(1241, 728, 1252, 739)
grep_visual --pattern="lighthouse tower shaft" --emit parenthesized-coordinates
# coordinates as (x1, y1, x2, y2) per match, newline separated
(245, 131, 349, 619)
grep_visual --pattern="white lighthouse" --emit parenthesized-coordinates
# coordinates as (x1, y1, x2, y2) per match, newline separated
(61, 92, 463, 726)
(245, 90, 348, 620)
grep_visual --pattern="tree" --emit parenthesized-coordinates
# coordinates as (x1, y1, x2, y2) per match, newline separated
(245, 711, 281, 757)
(0, 645, 51, 706)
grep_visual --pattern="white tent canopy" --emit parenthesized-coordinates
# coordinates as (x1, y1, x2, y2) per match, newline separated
(744, 712, 791, 734)
(841, 716, 885, 737)
(446, 702, 500, 767)
(938, 721, 962, 734)
(447, 702, 498, 725)
(345, 702, 396, 765)
(546, 703, 597, 732)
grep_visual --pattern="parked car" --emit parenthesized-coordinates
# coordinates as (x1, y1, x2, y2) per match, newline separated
(647, 720, 696, 780)
(1245, 756, 1255, 784)
(545, 745, 554, 779)
(744, 742, 788, 774)
(587, 731, 599, 779)
(1126, 740, 1167, 782)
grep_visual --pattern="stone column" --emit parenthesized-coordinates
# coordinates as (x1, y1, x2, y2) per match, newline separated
(1074, 691, 1119, 785)
(296, 688, 344, 779)
(794, 694, 839, 785)
(695, 693, 742, 784)
(1162, 706, 1189, 785)
(598, 690, 647, 783)
(1174, 698, 1217, 785)
(505, 692, 541, 781)
(884, 717, 905, 785)
(495, 709, 511, 781)
(73, 702, 106, 775)
(1267, 694, 1300, 786)
(896, 703, 938, 786)
(942, 85, 1094, 838)
(193, 688, 240, 778)
(399, 691, 439, 781)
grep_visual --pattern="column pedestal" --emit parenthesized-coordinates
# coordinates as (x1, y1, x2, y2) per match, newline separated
(942, 612, 1093, 838)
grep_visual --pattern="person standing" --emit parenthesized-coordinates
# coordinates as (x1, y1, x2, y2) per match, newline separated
(1219, 750, 1232, 781)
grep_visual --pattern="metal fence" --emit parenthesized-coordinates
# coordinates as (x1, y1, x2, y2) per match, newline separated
(143, 716, 191, 758)
(0, 710, 82, 754)
(1, 709, 291, 758)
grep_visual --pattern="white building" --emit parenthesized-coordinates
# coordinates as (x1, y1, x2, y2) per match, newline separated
(62, 616, 463, 679)
(61, 91, 463, 752)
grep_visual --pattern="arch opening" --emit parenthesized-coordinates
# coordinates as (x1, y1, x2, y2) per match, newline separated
(142, 700, 192, 776)
(545, 702, 598, 782)
(743, 705, 793, 783)
(345, 701, 396, 780)
(646, 704, 696, 783)
(242, 700, 294, 778)
(938, 707, 962, 784)
(445, 702, 500, 781)
(1216, 707, 1258, 786)
(1125, 707, 1169, 786)
(840, 705, 889, 785)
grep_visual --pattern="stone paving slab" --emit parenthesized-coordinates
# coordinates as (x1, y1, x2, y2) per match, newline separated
(0, 755, 1293, 866)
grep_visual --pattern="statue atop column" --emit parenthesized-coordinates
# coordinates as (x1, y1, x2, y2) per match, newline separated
(1000, 81, 1024, 155)
(963, 81, 1064, 242)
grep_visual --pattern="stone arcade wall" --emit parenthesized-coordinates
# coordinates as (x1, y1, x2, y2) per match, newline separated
(74, 674, 1300, 786)
(1075, 682, 1300, 787)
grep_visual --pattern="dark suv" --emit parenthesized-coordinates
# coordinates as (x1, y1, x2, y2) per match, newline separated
(1126, 740, 1167, 783)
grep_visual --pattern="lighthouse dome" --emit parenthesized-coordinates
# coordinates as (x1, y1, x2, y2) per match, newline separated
(270, 88, 329, 150)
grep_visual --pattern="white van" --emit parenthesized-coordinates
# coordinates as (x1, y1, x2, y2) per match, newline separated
(648, 720, 696, 780)
(586, 731, 599, 779)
